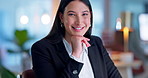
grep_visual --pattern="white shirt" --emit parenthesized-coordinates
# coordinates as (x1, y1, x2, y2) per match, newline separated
(63, 38, 94, 78)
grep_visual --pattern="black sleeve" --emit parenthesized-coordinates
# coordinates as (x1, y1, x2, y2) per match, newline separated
(31, 41, 83, 78)
(95, 37, 122, 78)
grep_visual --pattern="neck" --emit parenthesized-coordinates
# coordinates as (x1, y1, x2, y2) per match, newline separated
(64, 33, 72, 45)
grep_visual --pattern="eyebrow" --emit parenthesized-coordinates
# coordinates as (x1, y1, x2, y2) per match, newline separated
(83, 10, 89, 13)
(67, 10, 90, 13)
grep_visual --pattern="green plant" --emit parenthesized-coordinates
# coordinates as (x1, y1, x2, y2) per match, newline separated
(0, 66, 16, 78)
(0, 29, 33, 77)
(8, 29, 32, 54)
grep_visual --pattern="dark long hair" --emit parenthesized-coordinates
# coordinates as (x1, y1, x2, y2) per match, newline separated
(45, 0, 93, 43)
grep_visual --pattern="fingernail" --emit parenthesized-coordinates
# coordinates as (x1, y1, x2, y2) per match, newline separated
(87, 44, 91, 47)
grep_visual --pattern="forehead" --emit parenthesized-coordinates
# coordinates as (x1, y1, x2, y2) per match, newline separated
(64, 1, 90, 12)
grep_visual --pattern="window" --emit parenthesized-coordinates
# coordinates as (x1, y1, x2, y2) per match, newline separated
(139, 13, 148, 41)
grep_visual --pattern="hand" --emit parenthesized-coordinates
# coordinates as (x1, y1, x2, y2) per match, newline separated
(71, 36, 91, 58)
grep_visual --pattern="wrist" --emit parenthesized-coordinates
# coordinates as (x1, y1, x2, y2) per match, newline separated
(72, 52, 81, 58)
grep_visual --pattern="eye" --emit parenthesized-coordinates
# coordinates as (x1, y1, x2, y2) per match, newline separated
(82, 13, 88, 16)
(68, 13, 75, 16)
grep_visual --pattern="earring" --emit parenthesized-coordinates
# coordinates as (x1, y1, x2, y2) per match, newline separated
(61, 23, 63, 28)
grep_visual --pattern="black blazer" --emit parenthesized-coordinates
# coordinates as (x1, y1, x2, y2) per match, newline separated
(31, 36, 122, 78)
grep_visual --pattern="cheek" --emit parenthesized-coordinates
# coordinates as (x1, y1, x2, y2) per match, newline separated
(84, 18, 91, 26)
(64, 18, 74, 26)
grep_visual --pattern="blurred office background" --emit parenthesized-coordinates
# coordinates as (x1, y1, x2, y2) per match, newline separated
(0, 0, 148, 78)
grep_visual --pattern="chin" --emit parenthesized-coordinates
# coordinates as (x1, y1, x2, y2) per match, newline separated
(72, 34, 84, 36)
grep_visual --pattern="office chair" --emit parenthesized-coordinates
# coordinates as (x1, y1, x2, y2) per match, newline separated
(21, 69, 36, 78)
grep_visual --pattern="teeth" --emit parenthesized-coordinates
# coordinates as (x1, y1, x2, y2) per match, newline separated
(72, 27, 83, 30)
(75, 28, 82, 30)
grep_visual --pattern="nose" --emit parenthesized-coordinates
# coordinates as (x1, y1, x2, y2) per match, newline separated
(75, 15, 82, 25)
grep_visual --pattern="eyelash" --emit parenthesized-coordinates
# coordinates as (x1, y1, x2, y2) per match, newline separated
(82, 13, 88, 16)
(68, 13, 88, 16)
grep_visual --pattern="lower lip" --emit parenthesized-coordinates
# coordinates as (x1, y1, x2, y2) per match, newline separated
(73, 27, 84, 32)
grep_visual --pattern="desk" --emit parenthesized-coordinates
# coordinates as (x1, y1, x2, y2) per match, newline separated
(114, 60, 142, 78)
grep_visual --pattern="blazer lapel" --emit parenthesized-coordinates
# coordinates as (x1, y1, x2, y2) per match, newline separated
(55, 41, 70, 64)
(88, 42, 101, 78)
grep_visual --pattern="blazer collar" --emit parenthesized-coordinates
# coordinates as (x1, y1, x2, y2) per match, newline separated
(54, 38, 99, 78)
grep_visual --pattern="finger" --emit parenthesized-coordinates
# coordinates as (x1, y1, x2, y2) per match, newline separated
(82, 39, 91, 47)
(82, 37, 90, 41)
(81, 37, 91, 47)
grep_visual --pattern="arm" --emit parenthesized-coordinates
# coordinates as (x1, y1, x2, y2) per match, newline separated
(31, 41, 83, 78)
(95, 37, 122, 78)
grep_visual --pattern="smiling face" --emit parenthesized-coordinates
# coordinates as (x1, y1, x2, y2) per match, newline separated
(60, 0, 91, 38)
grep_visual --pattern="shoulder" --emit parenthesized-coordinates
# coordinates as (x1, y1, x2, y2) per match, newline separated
(31, 38, 54, 50)
(90, 35, 103, 44)
(90, 35, 101, 40)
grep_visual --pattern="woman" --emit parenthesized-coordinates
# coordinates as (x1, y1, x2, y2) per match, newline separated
(31, 0, 122, 78)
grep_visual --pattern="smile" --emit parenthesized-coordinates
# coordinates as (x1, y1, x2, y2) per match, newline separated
(72, 26, 84, 30)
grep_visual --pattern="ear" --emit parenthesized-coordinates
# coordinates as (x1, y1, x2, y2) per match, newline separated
(59, 12, 64, 23)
